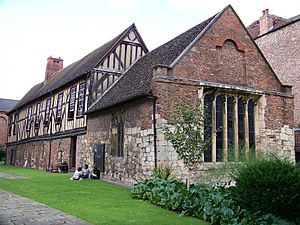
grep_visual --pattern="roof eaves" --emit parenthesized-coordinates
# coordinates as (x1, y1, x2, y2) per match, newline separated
(86, 74, 125, 114)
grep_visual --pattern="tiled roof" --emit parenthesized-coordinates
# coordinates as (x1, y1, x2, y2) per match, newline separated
(247, 14, 289, 39)
(0, 98, 18, 112)
(10, 24, 136, 113)
(87, 14, 217, 113)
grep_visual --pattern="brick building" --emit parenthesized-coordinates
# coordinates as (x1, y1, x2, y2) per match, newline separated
(247, 10, 300, 162)
(0, 98, 18, 148)
(86, 5, 294, 184)
(6, 5, 295, 184)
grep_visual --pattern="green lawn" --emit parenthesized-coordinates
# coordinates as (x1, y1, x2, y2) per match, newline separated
(0, 164, 207, 225)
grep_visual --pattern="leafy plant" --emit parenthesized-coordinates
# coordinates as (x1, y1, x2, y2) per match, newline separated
(163, 99, 210, 188)
(231, 154, 300, 222)
(132, 173, 295, 224)
(152, 166, 173, 180)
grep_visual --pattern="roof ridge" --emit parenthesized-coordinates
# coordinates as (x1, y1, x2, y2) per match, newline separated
(10, 24, 138, 112)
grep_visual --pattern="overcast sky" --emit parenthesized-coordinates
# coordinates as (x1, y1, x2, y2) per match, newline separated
(0, 0, 299, 100)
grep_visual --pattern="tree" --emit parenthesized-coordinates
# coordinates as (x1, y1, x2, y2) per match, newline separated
(163, 99, 210, 189)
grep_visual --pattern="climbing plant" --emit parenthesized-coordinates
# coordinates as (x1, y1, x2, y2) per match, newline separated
(163, 99, 210, 188)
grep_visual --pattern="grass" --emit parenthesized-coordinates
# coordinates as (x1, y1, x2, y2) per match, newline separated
(0, 164, 207, 225)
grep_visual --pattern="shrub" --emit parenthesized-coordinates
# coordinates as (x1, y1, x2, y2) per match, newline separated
(231, 155, 300, 222)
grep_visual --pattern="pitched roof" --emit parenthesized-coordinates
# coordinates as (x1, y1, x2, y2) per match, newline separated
(10, 23, 138, 113)
(247, 13, 298, 39)
(87, 14, 217, 113)
(0, 98, 18, 112)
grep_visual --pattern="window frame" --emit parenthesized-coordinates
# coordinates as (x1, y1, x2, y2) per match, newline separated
(77, 82, 86, 117)
(8, 115, 12, 136)
(35, 102, 41, 128)
(26, 106, 33, 131)
(68, 86, 77, 119)
(44, 98, 51, 126)
(111, 114, 124, 157)
(204, 93, 256, 163)
(56, 93, 63, 123)
(13, 112, 19, 135)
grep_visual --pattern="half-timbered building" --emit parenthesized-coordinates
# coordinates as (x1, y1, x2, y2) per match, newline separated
(86, 5, 294, 184)
(6, 5, 295, 185)
(6, 24, 148, 170)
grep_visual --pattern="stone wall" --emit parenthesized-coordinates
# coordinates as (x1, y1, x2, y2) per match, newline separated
(87, 98, 154, 184)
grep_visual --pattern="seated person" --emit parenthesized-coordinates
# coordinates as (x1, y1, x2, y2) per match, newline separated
(70, 167, 82, 180)
(80, 164, 90, 179)
(90, 166, 100, 180)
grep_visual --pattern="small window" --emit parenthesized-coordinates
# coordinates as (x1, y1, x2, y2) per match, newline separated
(13, 113, 19, 135)
(56, 93, 63, 123)
(8, 115, 12, 136)
(77, 82, 86, 117)
(35, 103, 41, 128)
(26, 106, 33, 131)
(44, 98, 51, 126)
(68, 86, 77, 119)
(112, 114, 124, 157)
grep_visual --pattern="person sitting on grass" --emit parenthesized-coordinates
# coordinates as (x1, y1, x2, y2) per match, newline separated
(80, 164, 90, 179)
(90, 166, 100, 180)
(70, 167, 82, 180)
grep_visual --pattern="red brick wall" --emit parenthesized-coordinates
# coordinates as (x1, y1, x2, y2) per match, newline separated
(255, 21, 300, 126)
(160, 7, 293, 130)
(171, 7, 282, 92)
(5, 135, 87, 171)
(0, 112, 8, 146)
(88, 98, 153, 134)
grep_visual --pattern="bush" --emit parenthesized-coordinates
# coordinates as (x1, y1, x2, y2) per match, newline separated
(231, 155, 300, 222)
(132, 177, 293, 224)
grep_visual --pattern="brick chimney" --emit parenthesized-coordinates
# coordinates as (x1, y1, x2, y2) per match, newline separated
(259, 9, 273, 35)
(45, 56, 63, 80)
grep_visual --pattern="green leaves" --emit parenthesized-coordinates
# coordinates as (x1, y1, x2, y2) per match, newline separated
(132, 175, 294, 224)
(163, 101, 210, 170)
(232, 155, 300, 222)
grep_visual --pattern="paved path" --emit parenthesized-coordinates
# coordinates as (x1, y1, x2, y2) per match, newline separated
(0, 172, 27, 179)
(0, 189, 92, 225)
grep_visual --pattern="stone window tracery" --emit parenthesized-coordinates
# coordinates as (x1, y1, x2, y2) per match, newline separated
(204, 93, 256, 162)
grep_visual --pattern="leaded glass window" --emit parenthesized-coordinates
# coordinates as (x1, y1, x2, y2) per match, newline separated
(44, 98, 51, 126)
(77, 82, 86, 117)
(56, 93, 63, 123)
(204, 94, 213, 162)
(35, 103, 40, 128)
(68, 86, 77, 119)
